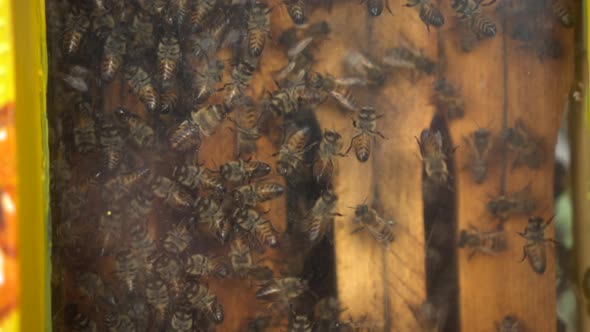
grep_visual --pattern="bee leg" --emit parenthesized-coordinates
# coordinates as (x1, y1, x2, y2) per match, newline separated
(518, 245, 531, 262)
(385, 0, 393, 14)
(350, 227, 364, 235)
(371, 130, 388, 140)
(467, 250, 477, 261)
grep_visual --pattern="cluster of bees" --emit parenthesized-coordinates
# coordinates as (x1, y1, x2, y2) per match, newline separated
(46, 0, 573, 330)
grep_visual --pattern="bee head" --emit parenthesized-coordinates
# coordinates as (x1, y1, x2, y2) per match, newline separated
(114, 107, 129, 119)
(277, 161, 291, 177)
(321, 190, 337, 204)
(210, 300, 224, 323)
(528, 216, 544, 228)
(354, 204, 369, 217)
(457, 230, 470, 248)
(252, 162, 272, 178)
(324, 130, 341, 143)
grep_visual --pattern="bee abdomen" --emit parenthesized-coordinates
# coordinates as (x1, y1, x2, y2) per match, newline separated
(101, 55, 122, 82)
(254, 220, 279, 248)
(353, 133, 371, 162)
(471, 13, 497, 37)
(64, 30, 84, 55)
(313, 157, 334, 185)
(367, 0, 384, 16)
(286, 0, 305, 24)
(552, 0, 573, 28)
(170, 121, 201, 152)
(248, 30, 266, 57)
(526, 244, 547, 274)
(255, 182, 285, 201)
(420, 4, 445, 28)
(160, 87, 179, 114)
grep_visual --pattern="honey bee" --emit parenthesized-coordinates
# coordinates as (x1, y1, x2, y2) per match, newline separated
(224, 53, 259, 109)
(160, 84, 180, 114)
(487, 186, 536, 221)
(458, 225, 507, 259)
(124, 65, 158, 113)
(98, 115, 125, 171)
(98, 210, 123, 256)
(234, 96, 262, 155)
(416, 129, 449, 185)
(91, 10, 115, 41)
(247, 2, 271, 57)
(352, 204, 396, 244)
(73, 101, 97, 154)
(495, 315, 521, 332)
(115, 248, 140, 292)
(129, 222, 157, 270)
(308, 72, 359, 112)
(276, 127, 311, 176)
(129, 12, 155, 55)
(552, 0, 573, 28)
(169, 119, 201, 152)
(114, 107, 155, 149)
(157, 34, 181, 86)
(432, 78, 465, 119)
(190, 0, 218, 32)
(146, 278, 170, 323)
(348, 107, 386, 163)
(190, 103, 228, 137)
(304, 190, 340, 245)
(184, 253, 229, 278)
(69, 309, 98, 332)
(284, 0, 305, 24)
(233, 182, 285, 207)
(343, 50, 385, 86)
(256, 277, 307, 311)
(172, 164, 224, 192)
(165, 0, 191, 30)
(183, 281, 224, 323)
(405, 0, 445, 30)
(229, 233, 274, 278)
(463, 128, 492, 183)
(191, 15, 229, 61)
(127, 188, 154, 221)
(169, 307, 193, 332)
(313, 130, 345, 185)
(452, 0, 497, 39)
(163, 222, 192, 254)
(517, 215, 555, 274)
(153, 254, 183, 287)
(382, 46, 436, 76)
(149, 175, 194, 211)
(220, 159, 271, 184)
(502, 119, 544, 169)
(289, 314, 313, 332)
(103, 168, 151, 202)
(103, 310, 136, 332)
(101, 31, 127, 82)
(235, 208, 279, 248)
(362, 0, 393, 16)
(193, 60, 225, 105)
(267, 84, 324, 117)
(194, 197, 232, 243)
(63, 7, 90, 55)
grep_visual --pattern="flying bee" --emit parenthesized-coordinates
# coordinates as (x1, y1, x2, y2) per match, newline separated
(195, 197, 233, 244)
(103, 168, 151, 202)
(343, 50, 385, 86)
(160, 84, 180, 114)
(361, 0, 393, 16)
(463, 128, 492, 183)
(348, 107, 386, 163)
(518, 215, 556, 274)
(193, 60, 225, 105)
(232, 97, 262, 156)
(149, 175, 194, 211)
(235, 208, 279, 248)
(184, 253, 229, 278)
(220, 159, 271, 184)
(276, 126, 312, 176)
(382, 46, 436, 76)
(163, 222, 192, 254)
(146, 277, 170, 323)
(285, 0, 305, 24)
(63, 7, 90, 55)
(502, 119, 544, 169)
(452, 0, 497, 39)
(495, 315, 521, 332)
(115, 248, 140, 293)
(183, 281, 224, 324)
(224, 53, 259, 109)
(552, 0, 573, 28)
(256, 277, 307, 312)
(433, 78, 465, 119)
(113, 107, 155, 149)
(101, 31, 127, 82)
(229, 232, 273, 278)
(289, 314, 313, 332)
(304, 190, 340, 245)
(416, 129, 449, 185)
(157, 33, 181, 86)
(405, 0, 445, 30)
(124, 65, 158, 113)
(170, 307, 193, 332)
(172, 164, 224, 192)
(308, 72, 359, 112)
(73, 101, 97, 154)
(190, 0, 218, 32)
(98, 115, 125, 171)
(247, 2, 271, 57)
(352, 204, 396, 244)
(314, 130, 345, 185)
(233, 182, 285, 207)
(458, 225, 507, 259)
